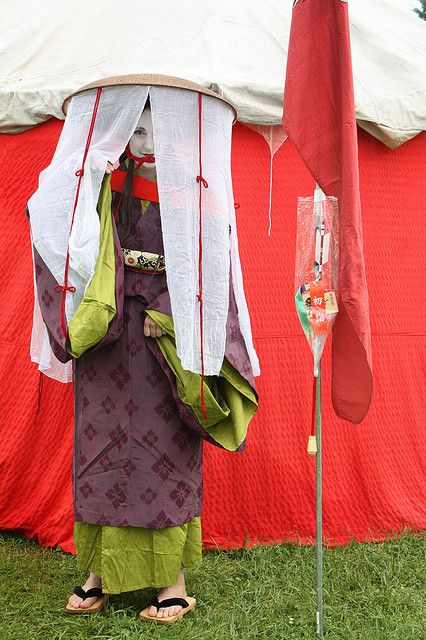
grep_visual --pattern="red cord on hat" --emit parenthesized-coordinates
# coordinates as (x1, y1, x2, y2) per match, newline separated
(54, 87, 103, 340)
(125, 144, 155, 170)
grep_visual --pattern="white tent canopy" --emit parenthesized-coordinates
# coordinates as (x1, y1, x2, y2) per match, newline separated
(1, 0, 425, 147)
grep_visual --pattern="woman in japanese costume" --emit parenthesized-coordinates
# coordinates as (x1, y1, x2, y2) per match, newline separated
(27, 75, 260, 624)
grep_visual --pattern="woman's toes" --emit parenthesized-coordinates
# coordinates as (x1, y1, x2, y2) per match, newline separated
(146, 599, 184, 618)
(159, 606, 182, 618)
(79, 596, 97, 609)
(68, 595, 82, 608)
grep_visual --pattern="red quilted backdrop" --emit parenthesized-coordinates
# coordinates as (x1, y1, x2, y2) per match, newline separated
(0, 120, 425, 553)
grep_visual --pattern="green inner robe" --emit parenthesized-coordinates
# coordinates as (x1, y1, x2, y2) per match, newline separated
(74, 517, 202, 594)
(72, 177, 258, 593)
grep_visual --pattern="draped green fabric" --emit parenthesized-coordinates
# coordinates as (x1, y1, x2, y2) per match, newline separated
(73, 516, 202, 594)
(67, 174, 116, 358)
(146, 310, 258, 451)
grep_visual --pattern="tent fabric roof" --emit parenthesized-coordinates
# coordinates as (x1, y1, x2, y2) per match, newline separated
(1, 0, 425, 147)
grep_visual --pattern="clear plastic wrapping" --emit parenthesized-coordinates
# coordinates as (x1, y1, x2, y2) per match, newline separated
(294, 187, 339, 375)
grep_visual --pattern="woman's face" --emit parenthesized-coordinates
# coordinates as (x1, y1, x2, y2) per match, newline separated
(129, 108, 154, 158)
(128, 107, 156, 179)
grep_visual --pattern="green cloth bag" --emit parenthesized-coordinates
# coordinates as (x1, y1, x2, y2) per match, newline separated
(146, 310, 258, 451)
(67, 174, 116, 357)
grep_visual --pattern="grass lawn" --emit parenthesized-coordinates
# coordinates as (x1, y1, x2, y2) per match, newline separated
(0, 529, 424, 640)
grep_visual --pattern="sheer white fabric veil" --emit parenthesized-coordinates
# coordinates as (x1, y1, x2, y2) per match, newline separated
(28, 84, 260, 381)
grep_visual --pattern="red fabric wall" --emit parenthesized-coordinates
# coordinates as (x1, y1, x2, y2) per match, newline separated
(0, 120, 424, 553)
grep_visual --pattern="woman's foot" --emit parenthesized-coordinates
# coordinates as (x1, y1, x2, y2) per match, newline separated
(148, 568, 187, 619)
(67, 572, 102, 609)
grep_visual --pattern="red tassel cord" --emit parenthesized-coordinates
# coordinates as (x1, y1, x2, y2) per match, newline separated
(54, 87, 103, 339)
(197, 93, 209, 421)
(306, 374, 318, 455)
(125, 143, 155, 170)
(311, 374, 316, 436)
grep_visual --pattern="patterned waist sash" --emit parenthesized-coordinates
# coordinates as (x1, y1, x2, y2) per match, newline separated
(121, 249, 165, 275)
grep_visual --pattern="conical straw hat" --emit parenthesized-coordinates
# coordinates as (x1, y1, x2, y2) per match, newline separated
(62, 73, 237, 121)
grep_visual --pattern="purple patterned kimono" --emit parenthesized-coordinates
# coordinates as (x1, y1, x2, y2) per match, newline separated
(30, 175, 256, 529)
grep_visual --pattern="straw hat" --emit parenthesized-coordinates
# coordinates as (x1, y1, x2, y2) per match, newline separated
(62, 74, 237, 120)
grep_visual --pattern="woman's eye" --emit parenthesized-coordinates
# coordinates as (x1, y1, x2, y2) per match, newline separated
(133, 129, 145, 136)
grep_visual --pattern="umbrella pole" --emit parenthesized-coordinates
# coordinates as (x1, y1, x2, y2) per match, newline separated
(315, 359, 323, 636)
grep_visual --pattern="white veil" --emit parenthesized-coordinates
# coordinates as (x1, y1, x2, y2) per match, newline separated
(28, 82, 260, 381)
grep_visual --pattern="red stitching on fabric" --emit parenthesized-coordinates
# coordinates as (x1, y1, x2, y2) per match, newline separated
(55, 87, 103, 340)
(197, 93, 209, 421)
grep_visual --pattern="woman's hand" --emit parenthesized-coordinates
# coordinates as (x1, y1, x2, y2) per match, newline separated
(143, 315, 164, 338)
(105, 160, 119, 174)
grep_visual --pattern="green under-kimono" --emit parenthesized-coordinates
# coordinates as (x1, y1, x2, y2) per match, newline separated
(67, 172, 258, 592)
(74, 517, 202, 594)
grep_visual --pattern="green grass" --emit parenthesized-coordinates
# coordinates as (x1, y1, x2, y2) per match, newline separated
(0, 529, 424, 640)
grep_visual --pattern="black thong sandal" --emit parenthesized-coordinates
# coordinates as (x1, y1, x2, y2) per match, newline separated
(65, 586, 106, 614)
(139, 595, 197, 624)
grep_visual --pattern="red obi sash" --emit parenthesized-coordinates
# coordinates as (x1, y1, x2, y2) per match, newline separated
(110, 170, 159, 203)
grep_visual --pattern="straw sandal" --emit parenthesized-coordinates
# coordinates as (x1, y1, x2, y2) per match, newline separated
(65, 586, 106, 614)
(139, 595, 196, 624)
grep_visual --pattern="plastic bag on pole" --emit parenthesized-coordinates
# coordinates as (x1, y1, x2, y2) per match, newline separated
(294, 186, 339, 375)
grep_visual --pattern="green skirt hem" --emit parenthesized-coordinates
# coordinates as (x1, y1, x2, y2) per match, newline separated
(73, 516, 202, 594)
(75, 557, 203, 595)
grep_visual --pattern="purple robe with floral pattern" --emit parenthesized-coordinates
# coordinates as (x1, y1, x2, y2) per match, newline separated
(30, 176, 256, 529)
